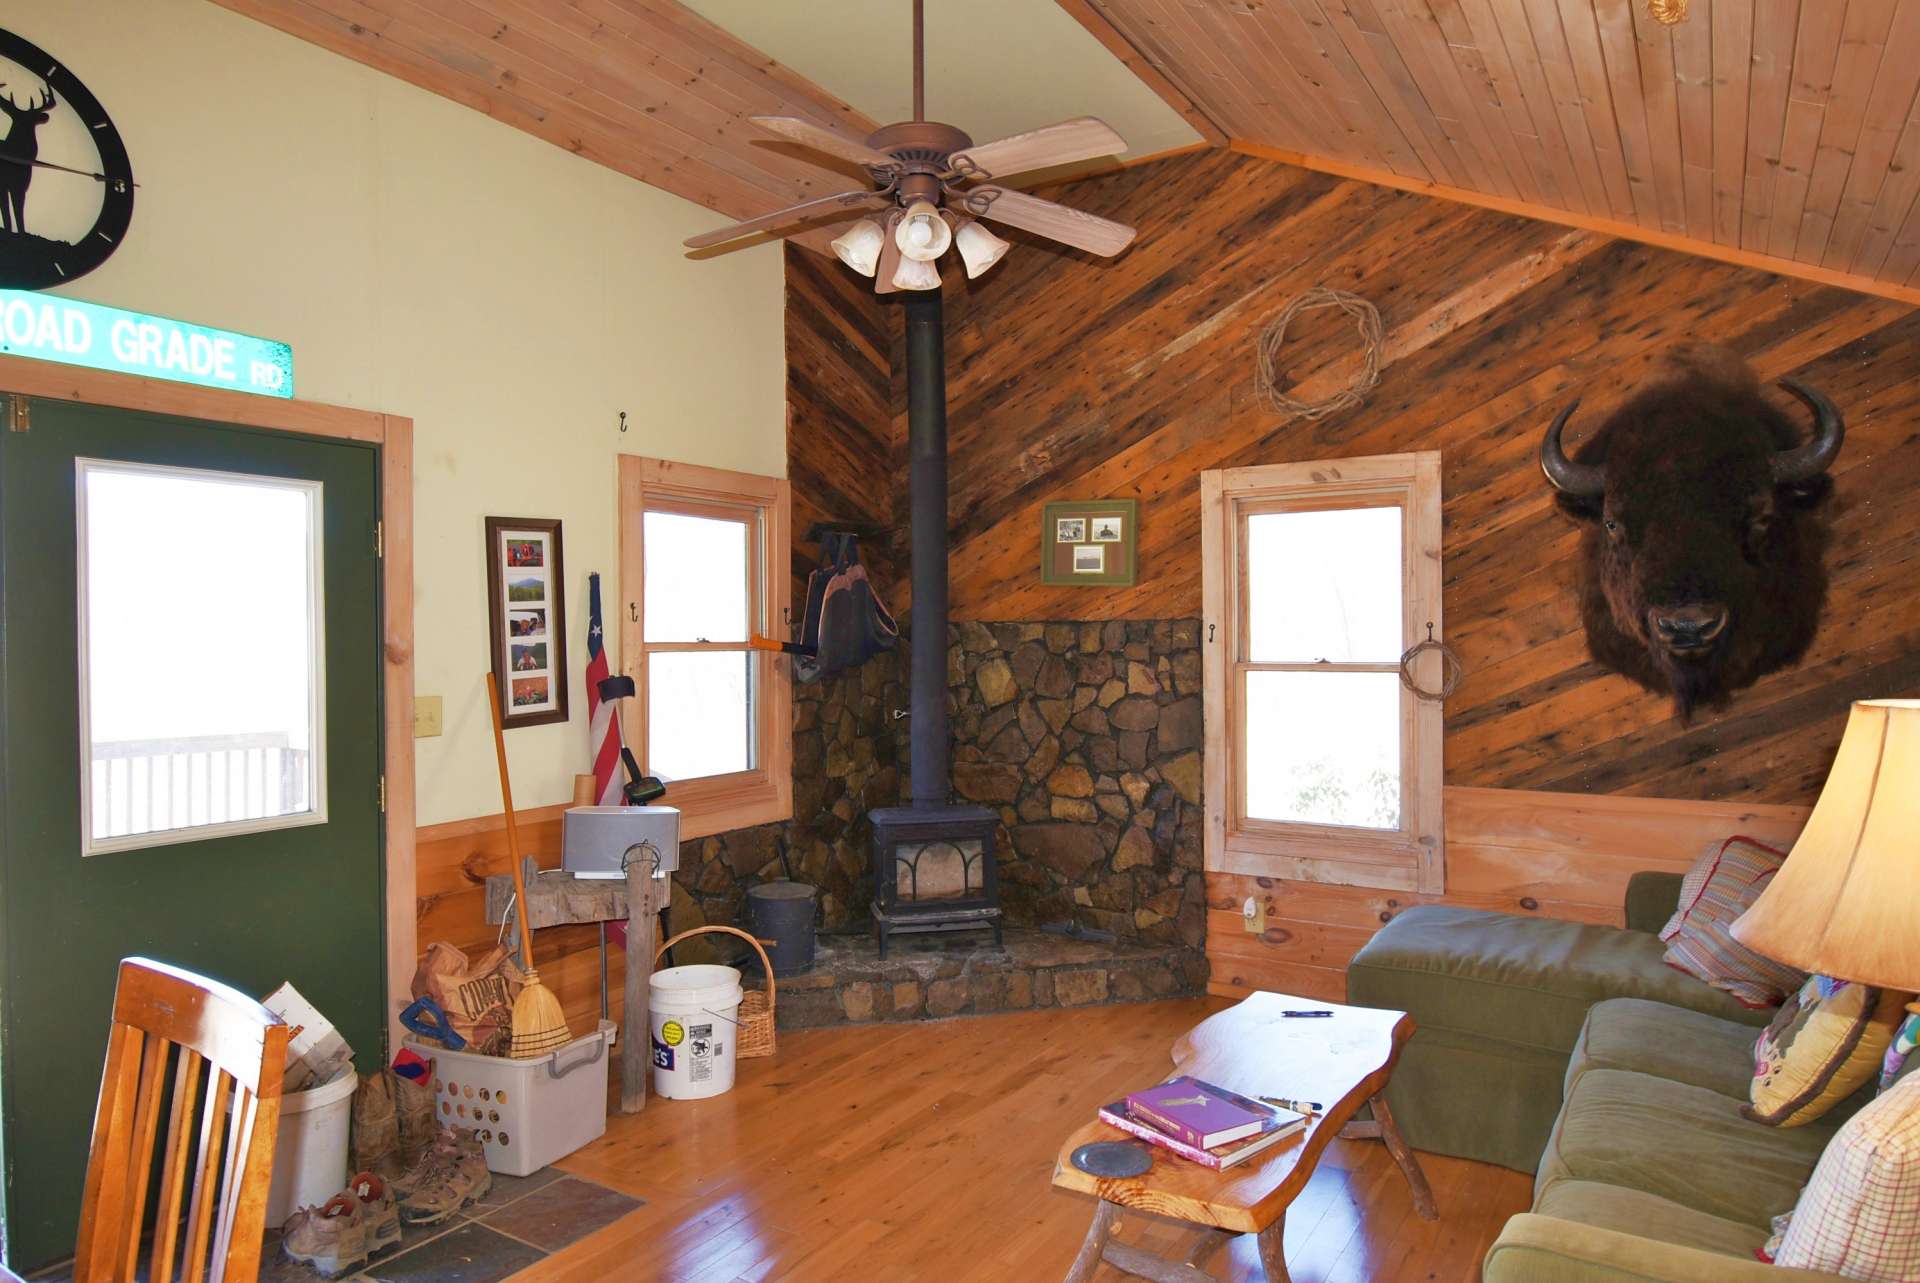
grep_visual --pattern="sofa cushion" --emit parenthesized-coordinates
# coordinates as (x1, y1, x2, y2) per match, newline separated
(1569, 997, 1759, 1100)
(1538, 1067, 1836, 1227)
(1347, 905, 1772, 1057)
(1749, 976, 1914, 1127)
(1533, 1180, 1770, 1260)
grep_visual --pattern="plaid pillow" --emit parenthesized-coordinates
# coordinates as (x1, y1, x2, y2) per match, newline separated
(1659, 835, 1805, 1008)
(1774, 1074, 1920, 1278)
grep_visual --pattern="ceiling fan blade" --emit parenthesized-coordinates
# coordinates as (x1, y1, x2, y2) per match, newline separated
(953, 185, 1137, 257)
(749, 115, 896, 169)
(683, 190, 886, 249)
(873, 210, 904, 294)
(948, 116, 1127, 180)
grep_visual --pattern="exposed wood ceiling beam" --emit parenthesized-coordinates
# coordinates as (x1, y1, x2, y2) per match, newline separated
(1058, 0, 1920, 307)
(209, 0, 883, 250)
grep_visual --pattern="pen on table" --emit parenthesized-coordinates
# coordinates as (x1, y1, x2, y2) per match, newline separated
(1280, 1009, 1333, 1018)
(1261, 1096, 1323, 1115)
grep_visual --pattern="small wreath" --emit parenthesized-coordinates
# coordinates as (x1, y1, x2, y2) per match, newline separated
(1256, 287, 1383, 421)
(1399, 623, 1463, 702)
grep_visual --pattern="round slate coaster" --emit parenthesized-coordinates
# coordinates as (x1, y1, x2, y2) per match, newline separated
(1071, 1141, 1152, 1178)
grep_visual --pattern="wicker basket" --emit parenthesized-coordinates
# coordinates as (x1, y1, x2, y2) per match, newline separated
(654, 924, 777, 1059)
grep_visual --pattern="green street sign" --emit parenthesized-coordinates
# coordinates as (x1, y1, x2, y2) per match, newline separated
(0, 290, 293, 398)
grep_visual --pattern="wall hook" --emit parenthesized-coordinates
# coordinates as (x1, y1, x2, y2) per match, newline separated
(629, 602, 639, 622)
(618, 411, 628, 433)
(1207, 622, 1216, 643)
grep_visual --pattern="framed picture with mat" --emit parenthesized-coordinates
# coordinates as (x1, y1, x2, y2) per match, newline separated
(1041, 499, 1138, 587)
(485, 516, 569, 728)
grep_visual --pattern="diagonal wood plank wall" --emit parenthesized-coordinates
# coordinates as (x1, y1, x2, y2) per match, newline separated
(930, 149, 1920, 808)
(788, 149, 1920, 999)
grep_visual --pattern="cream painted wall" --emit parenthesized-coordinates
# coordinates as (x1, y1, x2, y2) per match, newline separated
(682, 0, 1199, 161)
(8, 0, 789, 825)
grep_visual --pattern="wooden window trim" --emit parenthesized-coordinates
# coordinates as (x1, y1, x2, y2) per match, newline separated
(618, 455, 791, 841)
(1200, 453, 1444, 893)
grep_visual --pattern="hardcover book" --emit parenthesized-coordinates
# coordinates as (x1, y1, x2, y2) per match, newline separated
(1097, 1099, 1306, 1170)
(1124, 1075, 1275, 1150)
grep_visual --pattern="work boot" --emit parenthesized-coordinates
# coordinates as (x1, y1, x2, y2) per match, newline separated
(391, 1124, 486, 1201)
(394, 1072, 437, 1166)
(397, 1129, 490, 1225)
(348, 1171, 402, 1254)
(281, 1193, 368, 1279)
(350, 1072, 401, 1181)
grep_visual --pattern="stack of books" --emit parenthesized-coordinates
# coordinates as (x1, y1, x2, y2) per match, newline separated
(1099, 1075, 1308, 1170)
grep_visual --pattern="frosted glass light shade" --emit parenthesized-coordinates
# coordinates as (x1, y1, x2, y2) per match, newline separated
(890, 255, 941, 291)
(830, 217, 885, 277)
(894, 200, 951, 262)
(1730, 699, 1920, 991)
(955, 220, 1011, 278)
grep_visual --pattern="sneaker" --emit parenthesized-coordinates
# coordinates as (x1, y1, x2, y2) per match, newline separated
(282, 1193, 368, 1279)
(390, 1124, 484, 1200)
(397, 1135, 491, 1226)
(348, 1171, 402, 1254)
(394, 1072, 437, 1166)
(351, 1072, 400, 1180)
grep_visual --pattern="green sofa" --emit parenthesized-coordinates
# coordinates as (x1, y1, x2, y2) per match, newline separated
(1347, 874, 1914, 1282)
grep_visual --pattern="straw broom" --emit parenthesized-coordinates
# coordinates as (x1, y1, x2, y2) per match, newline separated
(485, 674, 572, 1059)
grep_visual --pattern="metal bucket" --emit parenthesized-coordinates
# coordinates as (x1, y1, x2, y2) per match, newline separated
(746, 880, 818, 977)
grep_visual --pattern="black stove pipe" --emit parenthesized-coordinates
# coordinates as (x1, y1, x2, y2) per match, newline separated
(904, 291, 950, 809)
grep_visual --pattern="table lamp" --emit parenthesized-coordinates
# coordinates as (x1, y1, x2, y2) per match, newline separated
(1731, 699, 1920, 1008)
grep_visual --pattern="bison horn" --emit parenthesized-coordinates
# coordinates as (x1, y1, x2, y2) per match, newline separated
(1540, 399, 1605, 497)
(1772, 379, 1845, 484)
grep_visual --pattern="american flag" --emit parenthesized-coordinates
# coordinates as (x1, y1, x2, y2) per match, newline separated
(585, 572, 626, 806)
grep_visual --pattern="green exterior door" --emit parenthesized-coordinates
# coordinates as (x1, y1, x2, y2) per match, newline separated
(0, 394, 386, 1270)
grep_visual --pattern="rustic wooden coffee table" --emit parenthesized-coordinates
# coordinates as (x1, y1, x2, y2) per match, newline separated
(1051, 992, 1435, 1282)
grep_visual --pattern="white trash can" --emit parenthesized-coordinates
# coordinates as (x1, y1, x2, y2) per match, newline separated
(265, 1067, 356, 1228)
(650, 964, 743, 1100)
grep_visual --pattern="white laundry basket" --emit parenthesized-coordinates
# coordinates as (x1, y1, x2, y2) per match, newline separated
(264, 1067, 356, 1228)
(403, 1020, 616, 1177)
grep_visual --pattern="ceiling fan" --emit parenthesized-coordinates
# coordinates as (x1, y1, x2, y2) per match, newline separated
(682, 0, 1138, 291)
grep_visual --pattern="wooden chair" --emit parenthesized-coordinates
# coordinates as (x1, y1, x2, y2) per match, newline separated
(72, 958, 290, 1283)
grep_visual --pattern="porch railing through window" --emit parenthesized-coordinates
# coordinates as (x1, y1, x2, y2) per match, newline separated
(89, 732, 313, 841)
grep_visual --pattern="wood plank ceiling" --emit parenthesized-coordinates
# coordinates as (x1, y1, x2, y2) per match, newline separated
(1062, 0, 1920, 301)
(207, 0, 882, 244)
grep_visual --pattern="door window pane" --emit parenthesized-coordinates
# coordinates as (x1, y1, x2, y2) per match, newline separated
(1246, 507, 1402, 661)
(78, 460, 325, 853)
(647, 651, 754, 780)
(1244, 670, 1401, 830)
(642, 510, 749, 643)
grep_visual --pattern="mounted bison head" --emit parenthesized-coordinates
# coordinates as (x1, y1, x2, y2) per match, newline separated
(1541, 352, 1844, 716)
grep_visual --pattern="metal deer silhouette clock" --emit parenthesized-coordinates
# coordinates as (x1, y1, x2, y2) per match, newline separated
(0, 28, 134, 290)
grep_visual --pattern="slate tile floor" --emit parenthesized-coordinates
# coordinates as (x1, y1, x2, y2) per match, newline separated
(34, 1168, 642, 1283)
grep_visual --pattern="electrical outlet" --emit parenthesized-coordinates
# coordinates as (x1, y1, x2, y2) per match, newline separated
(1242, 896, 1265, 933)
(414, 694, 443, 738)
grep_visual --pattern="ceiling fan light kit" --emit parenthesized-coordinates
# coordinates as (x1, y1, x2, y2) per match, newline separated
(955, 220, 1011, 279)
(683, 0, 1138, 291)
(831, 217, 887, 277)
(895, 200, 952, 261)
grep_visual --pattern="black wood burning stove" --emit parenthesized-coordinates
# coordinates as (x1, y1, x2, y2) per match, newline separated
(870, 290, 1004, 958)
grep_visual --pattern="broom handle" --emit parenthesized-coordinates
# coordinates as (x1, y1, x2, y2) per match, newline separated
(485, 675, 539, 972)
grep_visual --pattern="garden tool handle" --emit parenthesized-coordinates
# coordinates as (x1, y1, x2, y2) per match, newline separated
(485, 675, 538, 970)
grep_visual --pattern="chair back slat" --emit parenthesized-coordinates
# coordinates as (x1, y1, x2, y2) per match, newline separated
(149, 1049, 206, 1283)
(119, 1036, 171, 1279)
(71, 959, 288, 1283)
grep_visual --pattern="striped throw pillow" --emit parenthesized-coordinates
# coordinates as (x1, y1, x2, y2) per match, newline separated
(1659, 835, 1805, 1008)
(1773, 1074, 1920, 1278)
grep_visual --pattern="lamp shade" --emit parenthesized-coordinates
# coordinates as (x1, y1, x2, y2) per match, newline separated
(955, 220, 1011, 278)
(890, 255, 941, 291)
(1730, 699, 1920, 991)
(830, 217, 885, 277)
(894, 200, 951, 262)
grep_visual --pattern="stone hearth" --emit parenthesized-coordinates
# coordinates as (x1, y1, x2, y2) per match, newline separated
(730, 928, 1208, 1029)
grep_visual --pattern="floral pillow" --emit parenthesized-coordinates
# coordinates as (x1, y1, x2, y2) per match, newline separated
(1747, 976, 1913, 1127)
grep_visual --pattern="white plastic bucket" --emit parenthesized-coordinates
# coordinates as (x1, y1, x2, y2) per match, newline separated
(650, 964, 743, 1100)
(264, 1067, 356, 1228)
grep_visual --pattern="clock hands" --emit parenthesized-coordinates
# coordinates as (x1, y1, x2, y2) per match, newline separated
(0, 153, 135, 192)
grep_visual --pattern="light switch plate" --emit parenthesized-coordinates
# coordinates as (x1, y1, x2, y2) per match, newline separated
(414, 694, 443, 738)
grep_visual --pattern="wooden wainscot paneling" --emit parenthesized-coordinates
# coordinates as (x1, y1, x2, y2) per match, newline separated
(1205, 785, 1811, 1002)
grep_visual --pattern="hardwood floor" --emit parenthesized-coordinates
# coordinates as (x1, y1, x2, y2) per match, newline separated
(534, 999, 1532, 1282)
